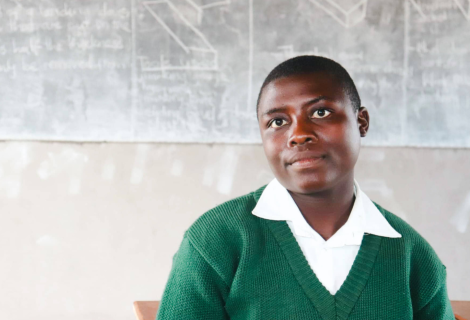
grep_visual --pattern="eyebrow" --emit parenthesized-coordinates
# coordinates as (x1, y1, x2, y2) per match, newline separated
(261, 96, 330, 117)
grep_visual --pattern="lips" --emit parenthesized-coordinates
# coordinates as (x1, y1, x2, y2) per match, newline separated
(287, 152, 326, 169)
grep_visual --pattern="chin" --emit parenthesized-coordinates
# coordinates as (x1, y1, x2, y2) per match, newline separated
(284, 173, 332, 194)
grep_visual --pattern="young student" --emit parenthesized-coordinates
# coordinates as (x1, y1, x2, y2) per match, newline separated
(157, 56, 454, 319)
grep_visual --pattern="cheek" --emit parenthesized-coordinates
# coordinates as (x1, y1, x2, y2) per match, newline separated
(262, 136, 285, 170)
(263, 139, 280, 161)
(324, 122, 361, 168)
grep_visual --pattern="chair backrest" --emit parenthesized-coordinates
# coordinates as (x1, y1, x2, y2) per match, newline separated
(133, 301, 160, 320)
(452, 301, 470, 320)
(133, 300, 469, 320)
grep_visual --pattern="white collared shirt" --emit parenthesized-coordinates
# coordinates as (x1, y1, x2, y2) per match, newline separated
(252, 179, 402, 295)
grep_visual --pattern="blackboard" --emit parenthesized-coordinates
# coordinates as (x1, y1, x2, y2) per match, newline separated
(0, 0, 469, 147)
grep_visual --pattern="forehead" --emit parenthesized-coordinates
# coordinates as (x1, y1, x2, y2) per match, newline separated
(258, 72, 347, 112)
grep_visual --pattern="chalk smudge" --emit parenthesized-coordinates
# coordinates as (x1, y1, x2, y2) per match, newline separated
(102, 159, 116, 181)
(170, 159, 184, 177)
(0, 143, 32, 198)
(69, 178, 81, 195)
(450, 192, 470, 234)
(202, 165, 215, 187)
(37, 148, 88, 195)
(130, 144, 149, 185)
(217, 147, 238, 195)
(36, 235, 60, 247)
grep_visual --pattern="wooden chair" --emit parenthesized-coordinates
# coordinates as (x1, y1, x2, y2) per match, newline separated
(134, 301, 159, 320)
(133, 300, 469, 320)
(453, 301, 470, 320)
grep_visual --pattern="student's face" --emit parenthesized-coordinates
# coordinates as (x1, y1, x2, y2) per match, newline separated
(257, 72, 369, 194)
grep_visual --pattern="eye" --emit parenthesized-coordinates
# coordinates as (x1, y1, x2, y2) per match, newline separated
(270, 118, 288, 128)
(312, 109, 331, 119)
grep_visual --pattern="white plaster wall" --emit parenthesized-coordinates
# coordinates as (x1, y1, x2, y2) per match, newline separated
(1, 142, 469, 320)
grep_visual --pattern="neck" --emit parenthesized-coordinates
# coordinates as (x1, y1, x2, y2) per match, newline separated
(288, 175, 355, 241)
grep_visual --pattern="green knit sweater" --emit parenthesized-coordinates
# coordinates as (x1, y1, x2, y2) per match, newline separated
(157, 186, 454, 319)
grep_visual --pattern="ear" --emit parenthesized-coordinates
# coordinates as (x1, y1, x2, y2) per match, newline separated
(357, 107, 369, 137)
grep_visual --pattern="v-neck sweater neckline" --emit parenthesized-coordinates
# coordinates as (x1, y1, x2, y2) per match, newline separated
(265, 218, 382, 320)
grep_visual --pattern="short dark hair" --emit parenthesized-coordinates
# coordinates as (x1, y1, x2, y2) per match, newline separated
(256, 55, 361, 116)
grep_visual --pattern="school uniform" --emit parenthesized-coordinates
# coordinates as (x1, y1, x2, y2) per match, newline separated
(157, 180, 454, 319)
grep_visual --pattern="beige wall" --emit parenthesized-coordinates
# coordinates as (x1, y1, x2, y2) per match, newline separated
(1, 141, 469, 320)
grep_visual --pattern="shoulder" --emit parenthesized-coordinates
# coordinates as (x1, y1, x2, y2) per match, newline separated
(374, 203, 446, 285)
(187, 185, 267, 241)
(373, 205, 449, 311)
(182, 185, 267, 286)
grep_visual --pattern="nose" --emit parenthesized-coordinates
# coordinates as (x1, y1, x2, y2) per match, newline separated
(288, 121, 318, 147)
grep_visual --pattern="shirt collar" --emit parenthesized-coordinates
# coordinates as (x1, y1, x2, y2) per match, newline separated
(252, 179, 401, 245)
